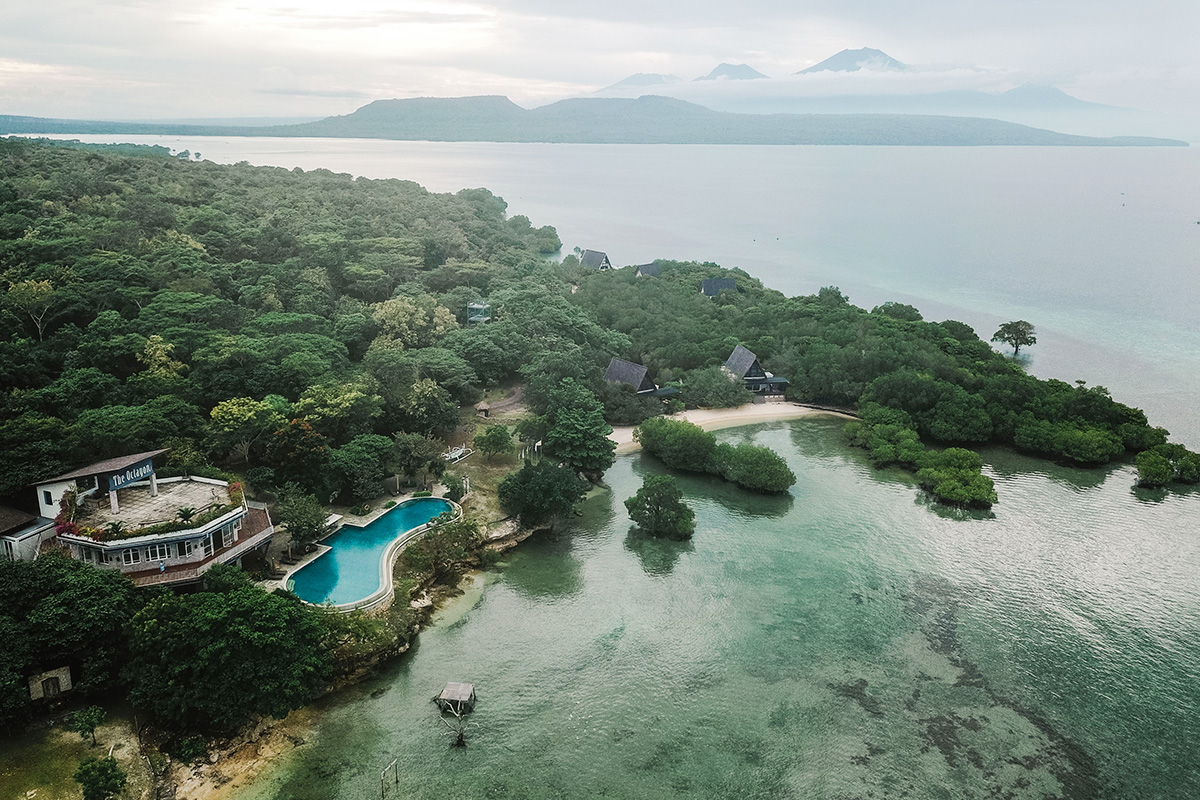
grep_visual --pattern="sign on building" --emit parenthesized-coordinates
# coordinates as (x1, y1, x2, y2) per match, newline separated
(108, 458, 155, 491)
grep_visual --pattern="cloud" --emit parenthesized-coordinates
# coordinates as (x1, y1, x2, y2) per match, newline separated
(0, 0, 1196, 117)
(256, 87, 372, 98)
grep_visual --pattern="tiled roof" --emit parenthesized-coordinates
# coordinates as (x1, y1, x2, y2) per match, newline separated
(724, 344, 759, 378)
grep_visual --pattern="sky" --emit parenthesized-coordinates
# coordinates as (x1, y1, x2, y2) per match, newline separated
(2, 0, 1198, 120)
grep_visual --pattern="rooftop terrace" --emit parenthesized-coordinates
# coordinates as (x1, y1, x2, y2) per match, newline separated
(81, 478, 230, 529)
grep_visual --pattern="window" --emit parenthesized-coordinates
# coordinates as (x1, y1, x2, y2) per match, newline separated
(121, 549, 142, 566)
(222, 525, 235, 548)
(147, 543, 173, 561)
(202, 536, 214, 558)
(42, 490, 52, 507)
(182, 540, 195, 557)
(2, 540, 14, 561)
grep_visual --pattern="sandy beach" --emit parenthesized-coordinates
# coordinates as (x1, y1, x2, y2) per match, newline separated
(609, 402, 855, 453)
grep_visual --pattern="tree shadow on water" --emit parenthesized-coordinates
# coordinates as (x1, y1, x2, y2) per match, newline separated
(631, 457, 795, 519)
(499, 530, 584, 600)
(624, 526, 695, 577)
(913, 492, 996, 521)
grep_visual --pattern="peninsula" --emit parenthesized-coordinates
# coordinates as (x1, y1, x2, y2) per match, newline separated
(0, 95, 1188, 146)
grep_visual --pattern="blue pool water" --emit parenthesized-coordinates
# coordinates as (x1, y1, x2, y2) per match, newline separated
(289, 498, 454, 606)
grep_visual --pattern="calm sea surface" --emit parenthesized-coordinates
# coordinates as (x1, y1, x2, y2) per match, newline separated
(244, 421, 1199, 800)
(22, 137, 1200, 798)
(31, 135, 1200, 446)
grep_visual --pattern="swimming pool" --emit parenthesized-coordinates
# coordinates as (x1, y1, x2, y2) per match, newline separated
(288, 497, 455, 608)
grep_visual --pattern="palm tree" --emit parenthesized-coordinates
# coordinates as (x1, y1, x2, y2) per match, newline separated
(176, 507, 196, 523)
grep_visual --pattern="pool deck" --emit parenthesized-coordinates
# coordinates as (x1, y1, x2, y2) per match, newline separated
(259, 486, 453, 594)
(268, 491, 461, 613)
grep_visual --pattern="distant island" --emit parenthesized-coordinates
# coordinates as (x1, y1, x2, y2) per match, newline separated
(0, 95, 1188, 146)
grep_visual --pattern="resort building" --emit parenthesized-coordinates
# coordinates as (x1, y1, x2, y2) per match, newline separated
(579, 249, 613, 270)
(0, 505, 56, 562)
(701, 277, 738, 297)
(634, 262, 663, 278)
(604, 357, 680, 397)
(724, 345, 789, 397)
(31, 449, 273, 587)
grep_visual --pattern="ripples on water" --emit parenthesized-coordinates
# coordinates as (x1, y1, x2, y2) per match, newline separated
(245, 420, 1198, 800)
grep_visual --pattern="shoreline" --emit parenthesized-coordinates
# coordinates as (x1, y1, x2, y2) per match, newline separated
(610, 401, 856, 453)
(126, 408, 853, 799)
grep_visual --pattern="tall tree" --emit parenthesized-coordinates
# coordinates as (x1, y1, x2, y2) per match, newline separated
(991, 320, 1037, 356)
(624, 475, 695, 539)
(545, 405, 615, 477)
(498, 460, 588, 527)
(6, 279, 57, 340)
(67, 706, 107, 746)
(474, 425, 514, 461)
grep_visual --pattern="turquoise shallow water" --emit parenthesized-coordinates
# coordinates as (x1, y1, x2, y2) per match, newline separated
(244, 420, 1200, 800)
(290, 498, 455, 606)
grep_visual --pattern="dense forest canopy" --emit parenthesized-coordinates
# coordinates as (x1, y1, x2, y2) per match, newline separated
(1, 136, 1195, 511)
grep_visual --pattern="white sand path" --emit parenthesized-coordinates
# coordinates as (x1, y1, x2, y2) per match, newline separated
(610, 402, 856, 453)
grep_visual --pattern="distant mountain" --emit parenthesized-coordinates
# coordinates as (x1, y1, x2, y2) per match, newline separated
(1, 96, 1186, 146)
(797, 48, 907, 74)
(695, 63, 769, 81)
(601, 73, 681, 92)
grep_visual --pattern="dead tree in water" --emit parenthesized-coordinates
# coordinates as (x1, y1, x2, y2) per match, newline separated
(439, 708, 468, 747)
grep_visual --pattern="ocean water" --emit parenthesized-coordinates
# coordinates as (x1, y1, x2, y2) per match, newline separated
(237, 420, 1200, 800)
(27, 135, 1200, 445)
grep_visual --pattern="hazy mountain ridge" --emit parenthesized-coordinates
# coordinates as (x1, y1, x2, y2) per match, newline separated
(0, 95, 1186, 146)
(696, 63, 770, 81)
(797, 47, 907, 74)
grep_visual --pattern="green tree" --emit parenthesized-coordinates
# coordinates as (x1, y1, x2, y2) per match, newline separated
(625, 475, 695, 539)
(74, 756, 127, 800)
(330, 434, 396, 501)
(681, 365, 753, 408)
(634, 417, 717, 473)
(208, 397, 285, 463)
(371, 294, 458, 348)
(67, 705, 107, 746)
(402, 514, 483, 582)
(475, 425, 514, 461)
(545, 404, 616, 477)
(713, 443, 797, 493)
(266, 419, 333, 498)
(1135, 450, 1174, 488)
(126, 584, 331, 732)
(399, 378, 459, 436)
(292, 382, 384, 445)
(275, 486, 332, 546)
(915, 448, 997, 508)
(991, 320, 1037, 356)
(393, 432, 446, 487)
(498, 460, 588, 527)
(6, 279, 57, 340)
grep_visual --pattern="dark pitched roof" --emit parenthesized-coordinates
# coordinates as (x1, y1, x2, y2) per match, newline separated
(634, 262, 663, 277)
(0, 505, 36, 536)
(580, 249, 611, 269)
(39, 449, 169, 485)
(701, 277, 738, 296)
(605, 357, 655, 392)
(724, 345, 759, 379)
